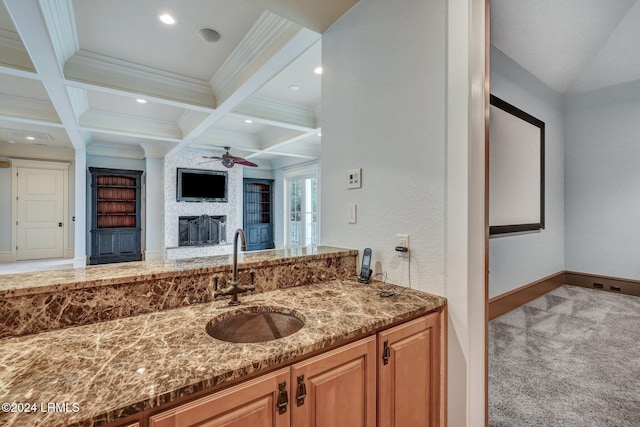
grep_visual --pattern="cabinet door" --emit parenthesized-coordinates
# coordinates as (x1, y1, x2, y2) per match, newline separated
(95, 231, 118, 256)
(149, 368, 290, 427)
(291, 336, 376, 427)
(116, 229, 139, 255)
(378, 313, 441, 427)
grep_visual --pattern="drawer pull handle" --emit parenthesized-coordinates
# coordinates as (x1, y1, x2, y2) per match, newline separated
(277, 381, 288, 414)
(383, 340, 391, 365)
(296, 375, 307, 406)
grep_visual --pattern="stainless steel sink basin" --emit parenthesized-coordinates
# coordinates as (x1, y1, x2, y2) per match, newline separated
(206, 307, 304, 343)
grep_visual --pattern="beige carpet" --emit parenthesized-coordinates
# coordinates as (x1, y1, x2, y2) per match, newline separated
(489, 285, 640, 426)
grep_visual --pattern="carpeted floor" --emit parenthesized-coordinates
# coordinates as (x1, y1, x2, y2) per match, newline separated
(489, 285, 640, 426)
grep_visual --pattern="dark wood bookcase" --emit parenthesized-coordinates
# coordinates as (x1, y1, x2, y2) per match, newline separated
(89, 167, 143, 265)
(243, 178, 274, 251)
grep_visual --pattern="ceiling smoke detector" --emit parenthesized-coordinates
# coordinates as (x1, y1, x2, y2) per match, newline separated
(199, 28, 221, 43)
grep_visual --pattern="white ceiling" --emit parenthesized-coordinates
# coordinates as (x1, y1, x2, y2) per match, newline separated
(491, 0, 640, 95)
(0, 0, 349, 169)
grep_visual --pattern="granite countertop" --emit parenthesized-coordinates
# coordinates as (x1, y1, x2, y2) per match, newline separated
(0, 246, 357, 298)
(0, 279, 446, 427)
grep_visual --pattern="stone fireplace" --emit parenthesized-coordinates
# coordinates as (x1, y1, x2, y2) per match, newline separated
(178, 215, 227, 247)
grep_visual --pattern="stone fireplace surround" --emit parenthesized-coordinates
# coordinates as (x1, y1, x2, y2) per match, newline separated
(164, 148, 243, 260)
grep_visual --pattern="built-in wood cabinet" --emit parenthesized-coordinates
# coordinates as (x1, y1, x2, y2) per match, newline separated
(291, 336, 377, 427)
(145, 312, 444, 427)
(149, 368, 290, 427)
(378, 312, 441, 427)
(243, 178, 274, 251)
(89, 168, 143, 265)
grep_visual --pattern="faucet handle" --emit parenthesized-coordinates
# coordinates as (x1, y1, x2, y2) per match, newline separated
(212, 274, 220, 298)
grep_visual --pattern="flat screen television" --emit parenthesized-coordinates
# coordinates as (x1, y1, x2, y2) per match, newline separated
(176, 168, 228, 202)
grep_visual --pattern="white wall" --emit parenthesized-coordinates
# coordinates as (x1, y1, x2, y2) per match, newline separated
(322, 0, 446, 295)
(0, 165, 12, 256)
(488, 46, 566, 298)
(564, 81, 640, 280)
(144, 156, 164, 261)
(322, 0, 486, 424)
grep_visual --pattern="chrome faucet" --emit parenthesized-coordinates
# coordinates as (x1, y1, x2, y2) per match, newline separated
(213, 228, 255, 305)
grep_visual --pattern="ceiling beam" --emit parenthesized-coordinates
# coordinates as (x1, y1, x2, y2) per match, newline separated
(230, 94, 317, 132)
(166, 12, 320, 157)
(246, 0, 360, 33)
(64, 50, 217, 111)
(4, 0, 87, 150)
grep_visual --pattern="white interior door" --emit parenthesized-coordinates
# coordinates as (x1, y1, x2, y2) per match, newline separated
(16, 167, 65, 260)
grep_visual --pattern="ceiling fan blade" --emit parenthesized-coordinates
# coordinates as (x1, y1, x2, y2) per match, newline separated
(202, 155, 223, 160)
(233, 158, 258, 167)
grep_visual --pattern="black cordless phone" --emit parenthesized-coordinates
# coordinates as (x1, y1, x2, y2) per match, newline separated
(358, 248, 372, 283)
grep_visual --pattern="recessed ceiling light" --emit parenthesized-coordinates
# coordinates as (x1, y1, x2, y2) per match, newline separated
(289, 85, 300, 91)
(26, 136, 35, 140)
(245, 119, 253, 124)
(317, 132, 322, 137)
(314, 67, 323, 75)
(136, 98, 147, 104)
(159, 14, 176, 25)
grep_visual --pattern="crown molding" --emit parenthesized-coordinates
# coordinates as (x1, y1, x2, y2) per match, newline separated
(269, 155, 316, 170)
(0, 93, 60, 124)
(39, 0, 79, 70)
(177, 110, 209, 136)
(211, 12, 305, 105)
(87, 140, 145, 159)
(232, 94, 316, 131)
(64, 50, 217, 110)
(65, 86, 88, 120)
(0, 29, 35, 72)
(79, 110, 182, 141)
(139, 142, 173, 159)
(0, 141, 74, 161)
(194, 128, 262, 151)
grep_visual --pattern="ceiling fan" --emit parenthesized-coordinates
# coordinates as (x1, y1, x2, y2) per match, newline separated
(201, 146, 257, 168)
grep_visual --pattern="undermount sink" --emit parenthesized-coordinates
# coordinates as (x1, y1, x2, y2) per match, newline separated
(206, 307, 304, 343)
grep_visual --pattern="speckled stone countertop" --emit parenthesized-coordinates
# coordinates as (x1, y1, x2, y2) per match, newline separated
(0, 246, 356, 298)
(0, 279, 446, 427)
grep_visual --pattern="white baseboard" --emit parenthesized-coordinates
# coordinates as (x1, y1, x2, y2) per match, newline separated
(73, 256, 87, 267)
(143, 250, 163, 261)
(0, 251, 11, 263)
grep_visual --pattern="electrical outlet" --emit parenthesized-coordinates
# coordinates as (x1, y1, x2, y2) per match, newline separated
(396, 234, 409, 257)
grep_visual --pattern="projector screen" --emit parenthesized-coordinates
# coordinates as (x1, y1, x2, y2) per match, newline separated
(489, 95, 545, 235)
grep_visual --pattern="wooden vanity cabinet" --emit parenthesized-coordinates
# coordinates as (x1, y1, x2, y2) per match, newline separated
(291, 336, 377, 427)
(146, 312, 444, 427)
(148, 368, 290, 427)
(378, 312, 441, 427)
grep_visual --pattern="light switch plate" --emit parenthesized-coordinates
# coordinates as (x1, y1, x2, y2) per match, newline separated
(348, 203, 357, 223)
(347, 168, 362, 189)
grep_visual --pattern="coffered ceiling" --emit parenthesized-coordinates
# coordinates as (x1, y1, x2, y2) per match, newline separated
(0, 0, 346, 169)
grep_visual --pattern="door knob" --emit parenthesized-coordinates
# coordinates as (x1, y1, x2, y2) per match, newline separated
(58, 222, 63, 227)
